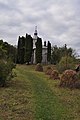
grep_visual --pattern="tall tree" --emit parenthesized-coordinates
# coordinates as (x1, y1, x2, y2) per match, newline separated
(47, 41, 51, 63)
(36, 37, 42, 63)
(17, 36, 25, 64)
(20, 36, 25, 64)
(17, 36, 21, 63)
(51, 45, 60, 64)
(25, 34, 33, 64)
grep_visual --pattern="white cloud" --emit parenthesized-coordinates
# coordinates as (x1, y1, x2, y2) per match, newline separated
(0, 0, 80, 55)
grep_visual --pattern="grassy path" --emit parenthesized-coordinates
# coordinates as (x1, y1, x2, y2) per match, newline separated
(16, 65, 80, 120)
(0, 65, 80, 120)
(25, 71, 68, 120)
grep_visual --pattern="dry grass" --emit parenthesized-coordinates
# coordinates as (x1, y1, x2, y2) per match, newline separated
(0, 65, 80, 120)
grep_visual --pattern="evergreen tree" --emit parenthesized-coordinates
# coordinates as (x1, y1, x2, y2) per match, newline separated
(17, 36, 25, 64)
(25, 34, 33, 64)
(17, 37, 21, 63)
(36, 37, 42, 63)
(20, 36, 25, 64)
(47, 41, 51, 63)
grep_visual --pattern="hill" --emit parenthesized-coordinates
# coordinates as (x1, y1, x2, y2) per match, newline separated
(0, 65, 80, 120)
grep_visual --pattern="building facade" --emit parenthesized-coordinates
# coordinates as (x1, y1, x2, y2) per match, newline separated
(32, 27, 47, 64)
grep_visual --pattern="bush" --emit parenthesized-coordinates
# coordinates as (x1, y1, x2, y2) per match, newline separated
(35, 63, 43, 72)
(0, 60, 16, 87)
(60, 70, 80, 88)
(57, 56, 75, 73)
(45, 66, 52, 75)
(50, 70, 60, 80)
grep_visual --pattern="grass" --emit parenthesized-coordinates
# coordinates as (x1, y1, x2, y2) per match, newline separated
(0, 65, 80, 120)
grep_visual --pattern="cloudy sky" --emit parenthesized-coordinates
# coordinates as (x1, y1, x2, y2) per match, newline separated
(0, 0, 80, 56)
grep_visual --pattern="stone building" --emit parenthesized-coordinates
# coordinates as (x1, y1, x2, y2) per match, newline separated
(32, 27, 47, 64)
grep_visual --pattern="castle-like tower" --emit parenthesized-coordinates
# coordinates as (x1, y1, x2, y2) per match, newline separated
(32, 26, 48, 64)
(33, 26, 38, 49)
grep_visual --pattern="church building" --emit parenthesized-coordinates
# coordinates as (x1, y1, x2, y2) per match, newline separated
(32, 27, 48, 64)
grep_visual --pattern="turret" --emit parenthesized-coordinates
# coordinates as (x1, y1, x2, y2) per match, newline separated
(33, 26, 38, 48)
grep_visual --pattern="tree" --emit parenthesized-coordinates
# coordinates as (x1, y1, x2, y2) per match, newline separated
(51, 44, 75, 64)
(20, 36, 25, 64)
(0, 40, 16, 87)
(57, 56, 75, 73)
(0, 40, 16, 62)
(25, 34, 33, 64)
(17, 36, 25, 64)
(17, 34, 33, 64)
(36, 37, 42, 63)
(51, 45, 60, 64)
(47, 41, 51, 63)
(0, 46, 7, 59)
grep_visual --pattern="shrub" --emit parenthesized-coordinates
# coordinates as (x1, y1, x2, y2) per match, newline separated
(35, 63, 43, 72)
(0, 60, 16, 87)
(60, 70, 80, 88)
(57, 56, 75, 73)
(50, 70, 60, 80)
(45, 66, 52, 75)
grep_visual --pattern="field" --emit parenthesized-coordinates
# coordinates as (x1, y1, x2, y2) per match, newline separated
(0, 65, 80, 120)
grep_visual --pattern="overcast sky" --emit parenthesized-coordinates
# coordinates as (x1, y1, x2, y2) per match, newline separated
(0, 0, 80, 56)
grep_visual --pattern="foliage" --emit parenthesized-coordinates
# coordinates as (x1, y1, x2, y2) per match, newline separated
(60, 70, 80, 88)
(47, 41, 51, 63)
(0, 60, 16, 87)
(35, 63, 43, 72)
(0, 40, 16, 62)
(36, 37, 42, 63)
(17, 36, 25, 64)
(57, 56, 75, 73)
(51, 45, 75, 64)
(50, 70, 60, 80)
(51, 45, 61, 64)
(0, 46, 7, 59)
(17, 34, 33, 64)
(25, 34, 33, 64)
(0, 40, 16, 87)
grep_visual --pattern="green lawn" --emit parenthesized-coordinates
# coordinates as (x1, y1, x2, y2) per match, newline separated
(0, 65, 80, 120)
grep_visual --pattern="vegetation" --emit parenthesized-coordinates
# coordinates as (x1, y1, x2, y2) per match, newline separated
(51, 44, 75, 64)
(0, 60, 16, 87)
(17, 36, 25, 64)
(47, 41, 51, 63)
(0, 40, 16, 62)
(25, 34, 33, 64)
(0, 39, 16, 87)
(0, 33, 80, 119)
(57, 56, 75, 73)
(0, 65, 80, 119)
(36, 37, 42, 63)
(17, 34, 33, 64)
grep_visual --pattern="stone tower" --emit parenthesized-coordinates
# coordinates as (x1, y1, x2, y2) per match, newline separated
(33, 26, 38, 49)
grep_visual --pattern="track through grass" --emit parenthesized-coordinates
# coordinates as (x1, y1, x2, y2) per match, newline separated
(0, 65, 80, 120)
(16, 65, 79, 120)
